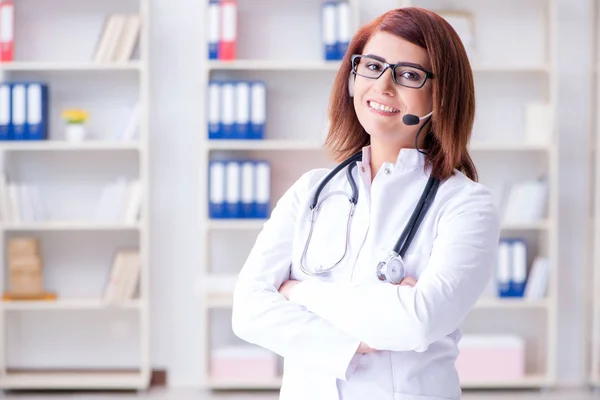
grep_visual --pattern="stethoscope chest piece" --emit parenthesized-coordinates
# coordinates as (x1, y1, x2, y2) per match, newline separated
(376, 252, 406, 284)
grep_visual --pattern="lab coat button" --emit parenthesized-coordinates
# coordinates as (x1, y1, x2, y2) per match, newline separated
(384, 167, 391, 175)
(361, 166, 366, 173)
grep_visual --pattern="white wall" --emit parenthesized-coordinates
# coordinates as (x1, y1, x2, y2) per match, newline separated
(148, 0, 205, 386)
(555, 0, 592, 385)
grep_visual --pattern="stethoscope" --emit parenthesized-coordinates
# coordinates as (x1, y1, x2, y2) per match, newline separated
(299, 151, 441, 284)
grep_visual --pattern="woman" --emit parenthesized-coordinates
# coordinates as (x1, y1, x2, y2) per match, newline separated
(231, 6, 500, 400)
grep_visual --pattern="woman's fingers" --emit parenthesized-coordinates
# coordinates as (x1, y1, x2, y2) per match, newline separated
(399, 276, 417, 287)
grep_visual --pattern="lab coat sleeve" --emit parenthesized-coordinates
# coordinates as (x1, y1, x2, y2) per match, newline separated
(289, 183, 501, 352)
(231, 170, 362, 381)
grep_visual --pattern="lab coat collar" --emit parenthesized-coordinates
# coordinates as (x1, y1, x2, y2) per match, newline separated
(359, 145, 426, 169)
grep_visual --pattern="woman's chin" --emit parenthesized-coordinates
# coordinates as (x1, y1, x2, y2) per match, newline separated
(365, 126, 411, 143)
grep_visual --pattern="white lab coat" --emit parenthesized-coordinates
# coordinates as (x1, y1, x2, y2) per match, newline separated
(231, 146, 501, 400)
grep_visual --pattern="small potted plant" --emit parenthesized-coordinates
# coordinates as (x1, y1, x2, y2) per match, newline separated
(61, 109, 89, 142)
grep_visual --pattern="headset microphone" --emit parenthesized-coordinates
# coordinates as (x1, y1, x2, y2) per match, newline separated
(402, 111, 433, 126)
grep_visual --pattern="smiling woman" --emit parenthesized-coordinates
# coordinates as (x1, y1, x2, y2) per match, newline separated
(232, 7, 500, 400)
(327, 7, 477, 182)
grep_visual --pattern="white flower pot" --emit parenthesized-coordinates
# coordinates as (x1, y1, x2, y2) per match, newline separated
(65, 124, 86, 142)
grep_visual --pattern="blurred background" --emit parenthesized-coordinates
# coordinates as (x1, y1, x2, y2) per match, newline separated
(0, 0, 597, 399)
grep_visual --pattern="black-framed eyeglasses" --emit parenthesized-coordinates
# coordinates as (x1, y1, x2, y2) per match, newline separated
(351, 54, 434, 89)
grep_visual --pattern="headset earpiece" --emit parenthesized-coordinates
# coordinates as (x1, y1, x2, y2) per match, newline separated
(348, 73, 355, 97)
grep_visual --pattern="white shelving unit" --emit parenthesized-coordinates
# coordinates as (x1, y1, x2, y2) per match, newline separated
(590, 0, 600, 389)
(401, 0, 559, 389)
(198, 0, 558, 391)
(0, 0, 151, 391)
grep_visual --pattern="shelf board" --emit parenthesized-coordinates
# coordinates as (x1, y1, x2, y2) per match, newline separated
(471, 64, 551, 73)
(0, 141, 140, 151)
(501, 220, 550, 230)
(206, 293, 234, 308)
(474, 298, 549, 309)
(206, 139, 324, 151)
(206, 376, 282, 390)
(2, 222, 141, 232)
(206, 374, 550, 390)
(206, 139, 552, 152)
(2, 298, 141, 311)
(0, 370, 147, 389)
(460, 374, 551, 389)
(208, 60, 549, 73)
(0, 61, 142, 71)
(206, 219, 550, 231)
(207, 219, 266, 230)
(206, 292, 549, 310)
(208, 60, 341, 71)
(469, 142, 552, 151)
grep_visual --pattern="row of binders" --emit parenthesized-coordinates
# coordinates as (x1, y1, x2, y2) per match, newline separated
(323, 1, 352, 60)
(207, 0, 237, 60)
(209, 160, 270, 219)
(207, 0, 352, 62)
(0, 82, 48, 141)
(495, 238, 549, 299)
(208, 80, 266, 140)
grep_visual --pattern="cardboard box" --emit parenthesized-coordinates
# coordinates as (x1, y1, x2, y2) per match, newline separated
(9, 269, 43, 295)
(9, 254, 42, 271)
(8, 237, 40, 258)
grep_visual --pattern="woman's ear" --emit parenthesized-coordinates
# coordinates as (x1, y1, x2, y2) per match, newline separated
(348, 73, 355, 97)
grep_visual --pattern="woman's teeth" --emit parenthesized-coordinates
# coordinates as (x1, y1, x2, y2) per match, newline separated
(368, 101, 399, 113)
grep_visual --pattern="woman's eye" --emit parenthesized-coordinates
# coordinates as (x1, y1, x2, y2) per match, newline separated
(366, 63, 382, 71)
(400, 71, 419, 81)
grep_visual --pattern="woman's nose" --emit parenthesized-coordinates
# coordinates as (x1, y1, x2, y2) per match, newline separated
(374, 67, 396, 96)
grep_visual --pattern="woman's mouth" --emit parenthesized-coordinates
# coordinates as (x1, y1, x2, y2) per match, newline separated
(367, 100, 400, 114)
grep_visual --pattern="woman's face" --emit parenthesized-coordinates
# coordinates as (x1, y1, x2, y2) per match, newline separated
(352, 31, 433, 147)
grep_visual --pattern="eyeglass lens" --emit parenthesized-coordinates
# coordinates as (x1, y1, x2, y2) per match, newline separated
(353, 55, 426, 88)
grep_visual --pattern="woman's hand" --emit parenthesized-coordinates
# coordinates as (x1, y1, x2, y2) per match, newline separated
(357, 342, 377, 353)
(279, 279, 301, 300)
(399, 276, 417, 287)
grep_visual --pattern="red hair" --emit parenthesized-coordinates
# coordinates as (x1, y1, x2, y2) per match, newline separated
(325, 7, 477, 181)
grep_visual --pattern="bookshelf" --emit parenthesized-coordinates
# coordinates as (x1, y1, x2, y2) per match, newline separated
(0, 0, 151, 391)
(198, 0, 558, 391)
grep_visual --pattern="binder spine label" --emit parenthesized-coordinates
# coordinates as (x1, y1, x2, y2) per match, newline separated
(235, 81, 250, 139)
(241, 161, 255, 218)
(322, 2, 337, 60)
(221, 82, 236, 139)
(336, 2, 351, 59)
(0, 84, 10, 140)
(208, 1, 220, 60)
(255, 161, 270, 218)
(250, 82, 266, 139)
(209, 162, 226, 218)
(12, 84, 26, 140)
(225, 161, 241, 218)
(208, 82, 221, 139)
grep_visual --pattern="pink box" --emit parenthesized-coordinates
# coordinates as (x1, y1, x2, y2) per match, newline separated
(210, 345, 278, 381)
(456, 335, 525, 382)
